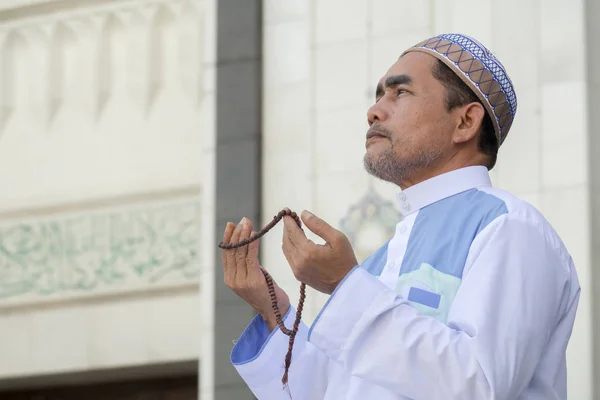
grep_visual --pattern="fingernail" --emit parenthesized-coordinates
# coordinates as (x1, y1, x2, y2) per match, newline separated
(302, 210, 314, 219)
(241, 217, 248, 226)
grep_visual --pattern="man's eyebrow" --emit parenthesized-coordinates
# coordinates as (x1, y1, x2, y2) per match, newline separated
(385, 74, 412, 88)
(375, 74, 413, 99)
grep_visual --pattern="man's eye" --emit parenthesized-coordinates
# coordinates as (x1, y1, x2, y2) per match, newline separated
(396, 89, 407, 96)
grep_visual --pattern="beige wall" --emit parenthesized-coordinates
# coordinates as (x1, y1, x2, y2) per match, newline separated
(0, 0, 215, 388)
(261, 0, 592, 398)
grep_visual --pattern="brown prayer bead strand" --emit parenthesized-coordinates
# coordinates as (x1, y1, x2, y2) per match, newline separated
(263, 267, 296, 336)
(218, 208, 306, 389)
(218, 208, 301, 250)
(282, 282, 305, 385)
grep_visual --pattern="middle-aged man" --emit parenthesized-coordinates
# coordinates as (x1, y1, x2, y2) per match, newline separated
(221, 33, 581, 399)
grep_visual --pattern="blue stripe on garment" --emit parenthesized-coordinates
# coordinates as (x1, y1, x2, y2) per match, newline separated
(408, 287, 441, 308)
(231, 306, 292, 365)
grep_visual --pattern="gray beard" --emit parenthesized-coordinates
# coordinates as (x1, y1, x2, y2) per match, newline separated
(363, 145, 442, 184)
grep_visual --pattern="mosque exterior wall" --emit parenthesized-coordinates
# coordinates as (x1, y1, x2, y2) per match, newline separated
(0, 0, 594, 399)
(0, 0, 216, 395)
(261, 0, 593, 399)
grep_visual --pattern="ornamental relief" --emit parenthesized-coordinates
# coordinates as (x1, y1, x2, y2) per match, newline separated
(339, 186, 403, 263)
(0, 197, 201, 306)
(0, 0, 208, 305)
(0, 0, 205, 131)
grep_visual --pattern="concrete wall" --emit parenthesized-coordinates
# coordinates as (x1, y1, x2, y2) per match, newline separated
(0, 0, 215, 391)
(261, 0, 593, 398)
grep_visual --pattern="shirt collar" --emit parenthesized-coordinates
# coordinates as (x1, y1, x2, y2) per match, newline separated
(395, 166, 492, 216)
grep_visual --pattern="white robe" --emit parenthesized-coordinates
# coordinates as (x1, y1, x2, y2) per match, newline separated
(230, 166, 580, 400)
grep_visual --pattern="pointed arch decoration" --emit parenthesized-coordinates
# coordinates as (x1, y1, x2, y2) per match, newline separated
(339, 185, 403, 263)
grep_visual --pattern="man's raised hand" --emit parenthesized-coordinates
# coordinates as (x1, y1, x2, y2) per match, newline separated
(222, 217, 290, 331)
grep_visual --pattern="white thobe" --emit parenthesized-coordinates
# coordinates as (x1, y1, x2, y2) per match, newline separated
(230, 166, 580, 400)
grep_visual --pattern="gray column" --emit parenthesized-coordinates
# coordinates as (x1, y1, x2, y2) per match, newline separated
(214, 0, 262, 399)
(586, 0, 600, 398)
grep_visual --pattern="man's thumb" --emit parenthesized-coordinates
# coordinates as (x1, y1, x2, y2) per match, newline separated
(301, 210, 336, 242)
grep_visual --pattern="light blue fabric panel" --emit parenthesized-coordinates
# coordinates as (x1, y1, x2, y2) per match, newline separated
(359, 240, 390, 277)
(397, 189, 508, 322)
(401, 189, 508, 278)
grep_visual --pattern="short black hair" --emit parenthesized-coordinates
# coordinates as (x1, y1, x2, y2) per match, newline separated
(431, 59, 498, 170)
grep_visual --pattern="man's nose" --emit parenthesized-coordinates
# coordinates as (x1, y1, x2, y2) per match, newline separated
(367, 101, 388, 126)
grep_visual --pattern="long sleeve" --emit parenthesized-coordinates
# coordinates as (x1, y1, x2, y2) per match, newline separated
(307, 213, 579, 400)
(231, 306, 330, 399)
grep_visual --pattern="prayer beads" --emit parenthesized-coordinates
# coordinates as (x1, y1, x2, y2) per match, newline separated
(218, 208, 306, 389)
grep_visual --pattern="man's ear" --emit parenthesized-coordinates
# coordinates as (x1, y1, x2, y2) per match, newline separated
(453, 102, 486, 144)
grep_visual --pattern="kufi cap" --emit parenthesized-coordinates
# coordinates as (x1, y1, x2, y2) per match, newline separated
(402, 33, 517, 146)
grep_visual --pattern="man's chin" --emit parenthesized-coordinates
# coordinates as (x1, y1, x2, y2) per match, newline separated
(363, 156, 389, 181)
(364, 151, 408, 184)
(364, 145, 385, 163)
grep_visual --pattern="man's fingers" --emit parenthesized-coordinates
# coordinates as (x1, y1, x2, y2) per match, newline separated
(222, 222, 236, 282)
(235, 218, 253, 279)
(301, 210, 339, 244)
(223, 221, 235, 244)
(247, 230, 260, 272)
(225, 219, 244, 282)
(281, 230, 299, 270)
(230, 218, 244, 244)
(283, 215, 308, 248)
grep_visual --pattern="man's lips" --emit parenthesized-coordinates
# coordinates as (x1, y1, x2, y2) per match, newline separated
(366, 129, 389, 140)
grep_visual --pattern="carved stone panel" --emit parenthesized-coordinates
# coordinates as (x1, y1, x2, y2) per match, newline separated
(0, 197, 201, 306)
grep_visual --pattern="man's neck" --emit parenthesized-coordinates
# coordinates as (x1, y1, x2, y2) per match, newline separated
(398, 158, 488, 191)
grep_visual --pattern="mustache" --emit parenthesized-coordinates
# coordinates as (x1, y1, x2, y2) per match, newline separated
(366, 124, 393, 139)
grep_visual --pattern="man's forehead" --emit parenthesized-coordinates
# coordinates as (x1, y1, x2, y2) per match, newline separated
(378, 52, 436, 84)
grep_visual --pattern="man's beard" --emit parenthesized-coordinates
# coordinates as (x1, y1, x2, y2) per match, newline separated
(363, 143, 443, 184)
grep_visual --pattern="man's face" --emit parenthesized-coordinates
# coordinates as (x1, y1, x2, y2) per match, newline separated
(364, 52, 455, 186)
